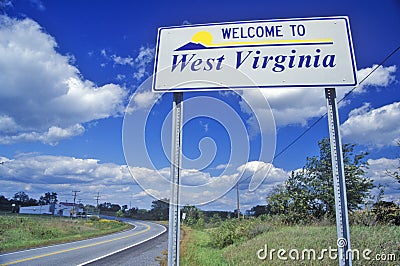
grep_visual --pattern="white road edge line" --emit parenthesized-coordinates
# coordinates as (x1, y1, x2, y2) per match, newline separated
(77, 222, 167, 266)
(0, 225, 139, 258)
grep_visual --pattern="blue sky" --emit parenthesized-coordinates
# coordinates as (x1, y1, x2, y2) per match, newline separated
(0, 0, 399, 211)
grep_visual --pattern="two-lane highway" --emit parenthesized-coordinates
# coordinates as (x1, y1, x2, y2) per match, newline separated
(0, 219, 166, 266)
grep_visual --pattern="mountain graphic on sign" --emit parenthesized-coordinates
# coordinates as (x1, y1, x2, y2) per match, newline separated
(175, 42, 207, 51)
(174, 31, 213, 51)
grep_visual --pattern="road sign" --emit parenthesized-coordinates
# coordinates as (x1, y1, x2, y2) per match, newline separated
(155, 17, 358, 266)
(153, 16, 357, 92)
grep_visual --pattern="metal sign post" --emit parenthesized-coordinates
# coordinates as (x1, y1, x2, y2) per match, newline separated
(168, 92, 183, 266)
(325, 88, 352, 266)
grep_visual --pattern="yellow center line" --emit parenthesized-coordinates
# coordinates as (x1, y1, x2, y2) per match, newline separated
(1, 223, 151, 266)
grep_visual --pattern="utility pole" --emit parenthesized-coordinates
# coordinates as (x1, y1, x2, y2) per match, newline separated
(72, 190, 80, 217)
(236, 183, 240, 222)
(95, 192, 100, 207)
(95, 192, 100, 216)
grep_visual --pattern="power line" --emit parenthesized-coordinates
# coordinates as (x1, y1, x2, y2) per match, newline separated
(233, 45, 399, 211)
(236, 45, 400, 186)
(273, 45, 400, 160)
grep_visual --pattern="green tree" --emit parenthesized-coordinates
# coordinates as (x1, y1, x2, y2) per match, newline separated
(372, 201, 400, 225)
(99, 202, 121, 213)
(116, 209, 124, 217)
(181, 205, 203, 227)
(150, 198, 169, 220)
(13, 191, 30, 205)
(268, 138, 374, 223)
(250, 205, 269, 217)
(0, 195, 10, 211)
(39, 192, 58, 205)
(209, 213, 222, 226)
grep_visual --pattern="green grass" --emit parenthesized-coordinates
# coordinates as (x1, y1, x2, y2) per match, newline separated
(182, 224, 400, 266)
(181, 227, 227, 266)
(0, 215, 132, 252)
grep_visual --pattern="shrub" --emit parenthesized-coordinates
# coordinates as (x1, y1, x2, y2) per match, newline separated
(350, 209, 376, 226)
(209, 218, 270, 249)
(195, 217, 205, 229)
(372, 201, 400, 225)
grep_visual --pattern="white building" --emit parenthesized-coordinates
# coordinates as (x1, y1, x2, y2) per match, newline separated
(19, 202, 83, 217)
(19, 204, 53, 215)
(54, 202, 83, 217)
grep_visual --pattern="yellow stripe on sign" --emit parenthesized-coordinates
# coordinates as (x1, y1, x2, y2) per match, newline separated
(1, 223, 151, 266)
(209, 38, 334, 47)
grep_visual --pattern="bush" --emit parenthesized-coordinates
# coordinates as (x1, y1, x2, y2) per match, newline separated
(372, 201, 400, 225)
(207, 213, 222, 228)
(350, 209, 376, 226)
(209, 218, 270, 249)
(195, 217, 205, 229)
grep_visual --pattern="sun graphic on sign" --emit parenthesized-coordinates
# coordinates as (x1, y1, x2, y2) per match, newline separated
(191, 31, 213, 46)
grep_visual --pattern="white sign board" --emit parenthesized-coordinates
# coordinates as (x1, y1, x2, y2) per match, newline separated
(153, 16, 357, 92)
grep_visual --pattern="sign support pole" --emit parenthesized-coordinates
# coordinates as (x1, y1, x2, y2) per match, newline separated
(325, 88, 352, 266)
(168, 92, 183, 266)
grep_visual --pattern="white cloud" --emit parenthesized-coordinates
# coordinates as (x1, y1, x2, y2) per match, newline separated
(133, 46, 154, 80)
(0, 152, 286, 210)
(0, 155, 133, 184)
(0, 16, 127, 144)
(0, 154, 138, 206)
(101, 46, 154, 81)
(125, 159, 289, 207)
(238, 65, 396, 127)
(237, 161, 288, 188)
(116, 74, 126, 81)
(240, 88, 327, 126)
(127, 90, 160, 113)
(2, 152, 397, 211)
(341, 102, 400, 147)
(367, 158, 400, 202)
(215, 163, 231, 170)
(111, 54, 134, 66)
(29, 0, 45, 11)
(356, 65, 397, 92)
(212, 157, 400, 211)
(0, 124, 85, 145)
(0, 0, 13, 9)
(206, 163, 290, 211)
(347, 102, 371, 117)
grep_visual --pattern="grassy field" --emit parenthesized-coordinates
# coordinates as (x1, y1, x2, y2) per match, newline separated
(0, 214, 132, 252)
(181, 227, 226, 265)
(181, 224, 400, 266)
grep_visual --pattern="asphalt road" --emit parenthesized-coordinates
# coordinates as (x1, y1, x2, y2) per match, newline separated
(0, 219, 167, 266)
(86, 230, 168, 266)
